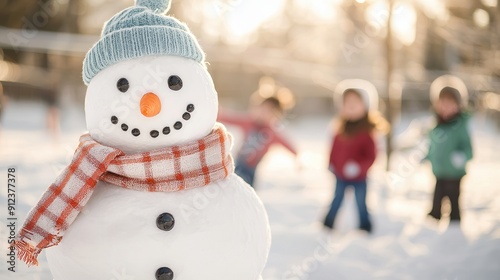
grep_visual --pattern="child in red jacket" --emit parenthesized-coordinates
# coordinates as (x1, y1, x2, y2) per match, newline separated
(323, 87, 387, 233)
(218, 97, 297, 187)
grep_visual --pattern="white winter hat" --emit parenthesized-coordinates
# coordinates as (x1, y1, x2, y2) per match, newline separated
(430, 75, 468, 107)
(334, 79, 379, 111)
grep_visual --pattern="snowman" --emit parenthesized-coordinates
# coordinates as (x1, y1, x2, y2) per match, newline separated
(15, 1, 271, 279)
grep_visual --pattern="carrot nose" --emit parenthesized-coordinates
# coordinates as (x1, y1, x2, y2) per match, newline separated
(140, 92, 161, 117)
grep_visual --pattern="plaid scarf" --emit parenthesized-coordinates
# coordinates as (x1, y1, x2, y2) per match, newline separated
(16, 123, 233, 266)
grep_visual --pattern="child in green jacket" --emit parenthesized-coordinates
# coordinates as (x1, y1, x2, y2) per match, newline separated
(426, 86, 473, 223)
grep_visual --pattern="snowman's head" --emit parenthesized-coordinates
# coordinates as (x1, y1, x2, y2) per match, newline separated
(82, 0, 218, 154)
(85, 55, 217, 154)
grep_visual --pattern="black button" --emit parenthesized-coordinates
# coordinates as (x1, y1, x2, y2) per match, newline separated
(155, 267, 174, 280)
(162, 126, 171, 135)
(182, 112, 191, 120)
(121, 123, 128, 131)
(111, 116, 118, 124)
(156, 213, 175, 231)
(173, 122, 182, 130)
(186, 104, 195, 112)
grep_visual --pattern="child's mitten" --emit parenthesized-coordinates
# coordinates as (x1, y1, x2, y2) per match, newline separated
(343, 161, 360, 178)
(451, 151, 467, 168)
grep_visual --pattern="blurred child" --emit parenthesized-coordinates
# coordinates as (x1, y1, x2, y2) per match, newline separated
(426, 86, 472, 223)
(218, 96, 297, 187)
(323, 88, 388, 233)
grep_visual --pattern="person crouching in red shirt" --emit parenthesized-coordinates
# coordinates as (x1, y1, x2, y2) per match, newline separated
(323, 88, 388, 233)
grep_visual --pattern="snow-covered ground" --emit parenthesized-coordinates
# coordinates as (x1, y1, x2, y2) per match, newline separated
(1, 101, 499, 280)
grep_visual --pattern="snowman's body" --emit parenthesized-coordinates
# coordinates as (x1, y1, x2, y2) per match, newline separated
(44, 53, 271, 279)
(46, 175, 270, 280)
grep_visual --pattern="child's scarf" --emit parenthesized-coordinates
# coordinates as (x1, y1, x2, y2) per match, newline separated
(15, 123, 233, 266)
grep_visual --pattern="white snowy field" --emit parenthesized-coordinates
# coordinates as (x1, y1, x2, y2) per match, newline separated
(1, 100, 499, 280)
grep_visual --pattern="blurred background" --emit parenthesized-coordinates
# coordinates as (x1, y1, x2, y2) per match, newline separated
(1, 0, 500, 117)
(0, 0, 499, 279)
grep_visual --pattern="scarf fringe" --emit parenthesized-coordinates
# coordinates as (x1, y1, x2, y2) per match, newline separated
(15, 239, 40, 267)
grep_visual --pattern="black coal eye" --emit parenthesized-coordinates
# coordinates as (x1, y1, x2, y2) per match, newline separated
(168, 75, 183, 91)
(117, 78, 129, 93)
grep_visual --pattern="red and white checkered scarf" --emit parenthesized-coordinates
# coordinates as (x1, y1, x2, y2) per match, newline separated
(15, 123, 233, 266)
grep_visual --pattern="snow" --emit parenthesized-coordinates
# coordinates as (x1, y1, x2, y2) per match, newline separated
(1, 101, 500, 279)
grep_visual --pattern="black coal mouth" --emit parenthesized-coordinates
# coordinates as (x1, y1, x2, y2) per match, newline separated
(110, 103, 195, 138)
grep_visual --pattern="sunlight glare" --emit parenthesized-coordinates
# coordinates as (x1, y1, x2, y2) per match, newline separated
(224, 0, 285, 43)
(392, 2, 417, 45)
(416, 0, 449, 22)
(295, 0, 341, 22)
(473, 9, 490, 28)
(481, 0, 498, 7)
(365, 1, 416, 45)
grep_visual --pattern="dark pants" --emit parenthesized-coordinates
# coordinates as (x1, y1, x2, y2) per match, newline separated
(235, 160, 256, 187)
(428, 178, 461, 221)
(324, 179, 371, 232)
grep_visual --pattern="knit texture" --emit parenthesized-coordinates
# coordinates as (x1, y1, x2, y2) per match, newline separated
(334, 79, 379, 111)
(82, 0, 205, 85)
(15, 123, 233, 266)
(430, 75, 469, 107)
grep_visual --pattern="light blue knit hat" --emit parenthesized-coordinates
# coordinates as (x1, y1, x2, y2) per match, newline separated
(82, 0, 205, 85)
